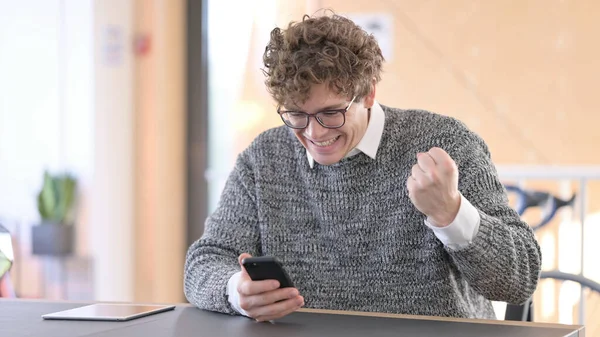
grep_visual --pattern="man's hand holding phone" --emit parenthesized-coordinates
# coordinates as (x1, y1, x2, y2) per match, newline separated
(235, 253, 304, 322)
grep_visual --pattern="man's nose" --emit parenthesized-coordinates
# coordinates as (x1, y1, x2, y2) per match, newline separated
(304, 117, 329, 139)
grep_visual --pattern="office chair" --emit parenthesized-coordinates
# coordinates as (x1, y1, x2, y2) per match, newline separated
(503, 185, 598, 322)
(504, 185, 576, 231)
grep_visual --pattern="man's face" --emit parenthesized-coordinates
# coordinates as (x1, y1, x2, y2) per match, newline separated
(286, 84, 371, 166)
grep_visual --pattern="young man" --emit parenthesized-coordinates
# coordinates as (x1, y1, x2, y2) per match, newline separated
(184, 13, 541, 322)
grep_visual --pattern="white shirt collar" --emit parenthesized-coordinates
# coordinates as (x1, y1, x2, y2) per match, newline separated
(307, 101, 385, 168)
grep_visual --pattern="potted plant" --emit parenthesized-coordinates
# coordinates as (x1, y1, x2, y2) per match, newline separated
(31, 171, 77, 256)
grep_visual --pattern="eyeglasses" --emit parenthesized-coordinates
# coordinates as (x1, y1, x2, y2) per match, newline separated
(277, 96, 356, 129)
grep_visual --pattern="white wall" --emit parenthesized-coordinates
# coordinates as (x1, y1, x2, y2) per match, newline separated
(206, 0, 256, 212)
(0, 0, 94, 298)
(0, 0, 63, 225)
(0, 0, 94, 250)
(62, 0, 95, 256)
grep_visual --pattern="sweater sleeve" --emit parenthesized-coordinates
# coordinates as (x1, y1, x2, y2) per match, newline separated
(438, 126, 542, 305)
(183, 153, 261, 314)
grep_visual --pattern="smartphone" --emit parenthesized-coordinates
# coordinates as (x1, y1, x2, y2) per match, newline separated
(241, 256, 294, 288)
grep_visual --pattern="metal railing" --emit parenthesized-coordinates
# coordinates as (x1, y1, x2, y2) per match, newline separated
(498, 165, 600, 324)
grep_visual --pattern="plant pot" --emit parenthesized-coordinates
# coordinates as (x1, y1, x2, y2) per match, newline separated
(31, 223, 74, 256)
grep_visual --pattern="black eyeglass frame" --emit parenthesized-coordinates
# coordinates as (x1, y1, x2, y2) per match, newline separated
(277, 96, 357, 129)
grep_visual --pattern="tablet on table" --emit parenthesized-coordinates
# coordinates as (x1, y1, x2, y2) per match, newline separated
(41, 303, 176, 322)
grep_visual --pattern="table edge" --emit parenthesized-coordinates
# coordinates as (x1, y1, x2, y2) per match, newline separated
(298, 308, 584, 332)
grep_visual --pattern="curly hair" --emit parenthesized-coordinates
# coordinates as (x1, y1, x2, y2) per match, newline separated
(262, 13, 384, 106)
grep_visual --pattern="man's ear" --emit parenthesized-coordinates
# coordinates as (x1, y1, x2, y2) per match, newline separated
(363, 79, 377, 108)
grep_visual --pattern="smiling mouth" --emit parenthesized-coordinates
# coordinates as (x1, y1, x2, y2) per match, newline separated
(309, 135, 340, 147)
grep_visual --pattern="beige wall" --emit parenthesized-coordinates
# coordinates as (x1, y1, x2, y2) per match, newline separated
(235, 0, 600, 166)
(134, 0, 186, 303)
(327, 0, 600, 166)
(91, 0, 186, 303)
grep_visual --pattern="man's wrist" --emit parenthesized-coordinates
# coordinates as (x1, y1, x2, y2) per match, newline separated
(227, 271, 249, 316)
(424, 193, 480, 250)
(428, 195, 461, 227)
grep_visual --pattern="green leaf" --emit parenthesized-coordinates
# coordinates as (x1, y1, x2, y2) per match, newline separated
(39, 171, 57, 221)
(36, 170, 77, 224)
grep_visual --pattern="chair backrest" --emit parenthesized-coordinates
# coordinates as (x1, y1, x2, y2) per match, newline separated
(504, 300, 533, 321)
(504, 271, 600, 321)
(540, 271, 600, 293)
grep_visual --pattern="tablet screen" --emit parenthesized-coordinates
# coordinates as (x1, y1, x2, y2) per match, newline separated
(42, 304, 176, 321)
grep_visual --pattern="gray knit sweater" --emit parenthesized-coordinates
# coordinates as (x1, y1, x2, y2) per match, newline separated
(184, 105, 541, 319)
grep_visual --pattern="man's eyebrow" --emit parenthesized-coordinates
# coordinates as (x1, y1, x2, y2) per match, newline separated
(319, 102, 347, 110)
